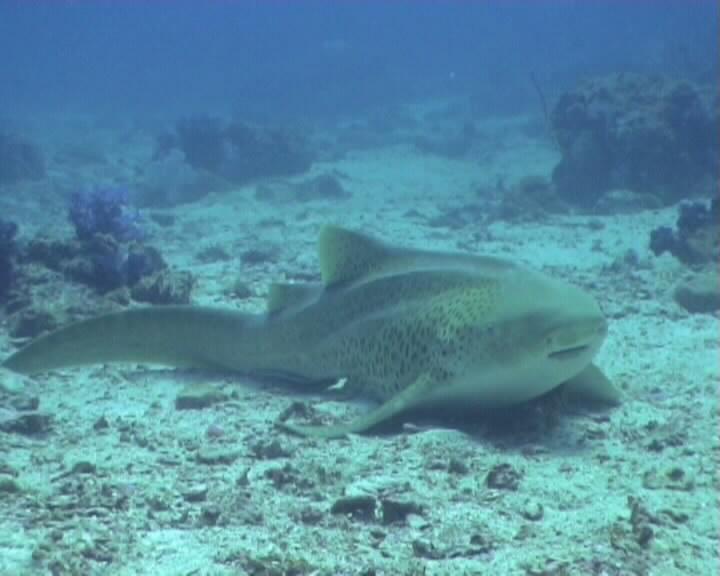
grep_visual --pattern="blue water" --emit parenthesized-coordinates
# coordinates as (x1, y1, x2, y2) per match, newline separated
(0, 2, 718, 574)
(0, 1, 715, 122)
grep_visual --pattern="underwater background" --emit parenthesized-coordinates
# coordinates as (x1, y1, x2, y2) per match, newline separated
(0, 1, 718, 575)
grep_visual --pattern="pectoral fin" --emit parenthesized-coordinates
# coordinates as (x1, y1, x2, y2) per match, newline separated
(563, 363, 621, 406)
(277, 373, 435, 439)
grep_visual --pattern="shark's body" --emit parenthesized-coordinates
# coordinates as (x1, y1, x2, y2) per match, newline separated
(2, 226, 619, 437)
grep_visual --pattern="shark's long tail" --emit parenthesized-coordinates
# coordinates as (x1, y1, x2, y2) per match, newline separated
(2, 306, 257, 375)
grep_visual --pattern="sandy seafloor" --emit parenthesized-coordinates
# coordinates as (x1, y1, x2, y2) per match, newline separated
(0, 112, 717, 575)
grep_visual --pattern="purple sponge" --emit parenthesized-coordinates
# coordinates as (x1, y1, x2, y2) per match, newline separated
(68, 187, 142, 243)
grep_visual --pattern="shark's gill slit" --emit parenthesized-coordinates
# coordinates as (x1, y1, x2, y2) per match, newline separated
(548, 345, 590, 359)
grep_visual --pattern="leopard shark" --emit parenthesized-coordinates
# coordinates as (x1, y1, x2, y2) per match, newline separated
(1, 225, 619, 438)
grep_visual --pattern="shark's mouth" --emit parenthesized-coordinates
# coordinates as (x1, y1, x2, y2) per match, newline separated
(548, 344, 590, 360)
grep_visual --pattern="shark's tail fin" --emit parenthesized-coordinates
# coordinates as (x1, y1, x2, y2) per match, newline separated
(2, 306, 255, 375)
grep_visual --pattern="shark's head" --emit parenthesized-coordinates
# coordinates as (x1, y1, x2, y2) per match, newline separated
(314, 225, 610, 409)
(438, 270, 608, 405)
(516, 277, 607, 390)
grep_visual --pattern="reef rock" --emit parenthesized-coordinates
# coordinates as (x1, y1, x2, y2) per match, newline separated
(650, 196, 719, 265)
(155, 117, 314, 188)
(0, 219, 18, 300)
(551, 74, 718, 208)
(674, 272, 720, 314)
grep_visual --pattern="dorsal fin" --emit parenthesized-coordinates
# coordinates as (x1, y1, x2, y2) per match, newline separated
(318, 225, 399, 285)
(267, 282, 322, 314)
(317, 225, 518, 286)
